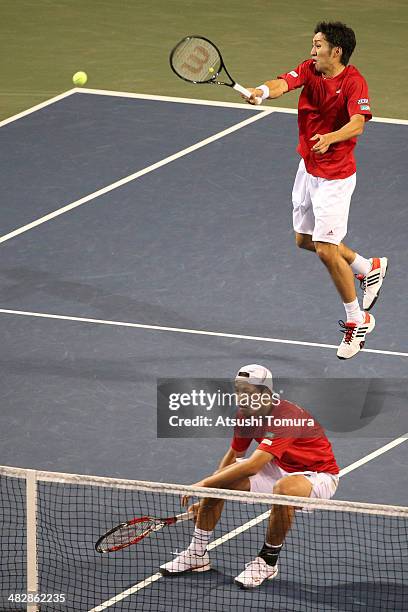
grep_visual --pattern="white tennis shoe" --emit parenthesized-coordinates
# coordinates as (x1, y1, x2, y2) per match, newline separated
(159, 549, 211, 575)
(356, 257, 388, 311)
(234, 557, 279, 589)
(337, 312, 375, 360)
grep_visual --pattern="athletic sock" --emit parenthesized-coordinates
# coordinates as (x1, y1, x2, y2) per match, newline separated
(343, 298, 365, 324)
(258, 542, 283, 567)
(187, 527, 212, 556)
(350, 254, 371, 276)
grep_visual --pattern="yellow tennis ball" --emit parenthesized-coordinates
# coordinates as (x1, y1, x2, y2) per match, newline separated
(209, 67, 214, 73)
(72, 71, 88, 86)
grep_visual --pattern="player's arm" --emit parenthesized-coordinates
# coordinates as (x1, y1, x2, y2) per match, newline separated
(215, 447, 246, 472)
(327, 113, 366, 143)
(311, 114, 366, 154)
(247, 79, 289, 104)
(254, 78, 289, 100)
(193, 448, 273, 489)
(181, 447, 248, 512)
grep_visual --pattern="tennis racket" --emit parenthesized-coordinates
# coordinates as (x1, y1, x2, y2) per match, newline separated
(95, 510, 194, 553)
(170, 36, 262, 104)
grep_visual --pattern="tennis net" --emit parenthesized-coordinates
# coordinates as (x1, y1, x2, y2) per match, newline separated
(0, 465, 407, 611)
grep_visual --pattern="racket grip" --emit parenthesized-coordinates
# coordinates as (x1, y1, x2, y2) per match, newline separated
(233, 83, 262, 105)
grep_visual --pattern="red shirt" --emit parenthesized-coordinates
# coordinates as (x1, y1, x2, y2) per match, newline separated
(278, 60, 372, 179)
(231, 399, 339, 474)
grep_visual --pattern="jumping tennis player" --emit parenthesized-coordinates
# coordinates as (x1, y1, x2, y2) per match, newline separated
(160, 364, 339, 588)
(247, 22, 387, 359)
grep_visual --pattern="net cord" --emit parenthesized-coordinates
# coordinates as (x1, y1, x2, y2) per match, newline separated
(2, 464, 408, 518)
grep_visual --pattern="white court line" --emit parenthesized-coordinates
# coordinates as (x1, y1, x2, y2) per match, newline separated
(0, 88, 405, 247)
(75, 88, 408, 125)
(0, 308, 407, 358)
(73, 87, 266, 111)
(0, 86, 406, 127)
(0, 89, 76, 130)
(0, 110, 271, 243)
(339, 434, 408, 476)
(0, 109, 272, 246)
(88, 433, 408, 611)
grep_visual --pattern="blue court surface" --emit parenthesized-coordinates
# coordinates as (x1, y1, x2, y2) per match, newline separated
(0, 89, 407, 611)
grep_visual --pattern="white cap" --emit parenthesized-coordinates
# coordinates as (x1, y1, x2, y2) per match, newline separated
(235, 364, 273, 392)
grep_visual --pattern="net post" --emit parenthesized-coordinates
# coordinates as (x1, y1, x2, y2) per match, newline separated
(26, 469, 39, 612)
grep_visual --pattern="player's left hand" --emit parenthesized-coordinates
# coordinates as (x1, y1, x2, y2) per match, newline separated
(310, 133, 333, 154)
(181, 480, 206, 507)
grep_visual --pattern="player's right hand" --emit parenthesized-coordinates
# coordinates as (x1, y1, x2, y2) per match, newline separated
(243, 88, 263, 105)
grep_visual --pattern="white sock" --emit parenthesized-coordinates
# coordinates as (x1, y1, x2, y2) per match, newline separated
(343, 298, 365, 323)
(350, 254, 371, 275)
(187, 527, 212, 556)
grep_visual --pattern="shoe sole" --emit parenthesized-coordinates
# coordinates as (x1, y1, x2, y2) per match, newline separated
(160, 563, 211, 576)
(337, 316, 375, 360)
(364, 259, 388, 311)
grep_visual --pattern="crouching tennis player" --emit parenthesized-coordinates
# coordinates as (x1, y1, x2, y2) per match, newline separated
(160, 364, 339, 588)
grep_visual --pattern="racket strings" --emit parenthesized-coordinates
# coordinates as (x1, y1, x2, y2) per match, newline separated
(171, 37, 222, 83)
(102, 518, 158, 551)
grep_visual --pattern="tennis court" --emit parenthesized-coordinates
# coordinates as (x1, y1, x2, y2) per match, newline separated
(1, 2, 407, 610)
(1, 87, 407, 611)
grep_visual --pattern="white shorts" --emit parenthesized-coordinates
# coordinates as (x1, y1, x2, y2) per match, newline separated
(248, 461, 339, 500)
(292, 158, 356, 245)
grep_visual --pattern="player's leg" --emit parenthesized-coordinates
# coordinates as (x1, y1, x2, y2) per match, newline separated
(292, 162, 358, 262)
(297, 233, 387, 310)
(313, 241, 387, 309)
(292, 160, 315, 244)
(296, 233, 360, 265)
(295, 232, 316, 251)
(195, 475, 250, 531)
(235, 475, 311, 589)
(160, 476, 250, 576)
(235, 471, 339, 589)
(314, 241, 357, 303)
(293, 163, 387, 314)
(265, 474, 312, 546)
(292, 166, 371, 280)
(310, 175, 376, 358)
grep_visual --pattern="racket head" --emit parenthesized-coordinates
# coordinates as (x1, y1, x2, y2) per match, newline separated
(170, 36, 225, 84)
(95, 516, 164, 553)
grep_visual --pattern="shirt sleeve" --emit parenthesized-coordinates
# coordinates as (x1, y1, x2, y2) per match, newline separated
(231, 433, 252, 453)
(257, 436, 294, 459)
(277, 61, 310, 91)
(346, 76, 372, 121)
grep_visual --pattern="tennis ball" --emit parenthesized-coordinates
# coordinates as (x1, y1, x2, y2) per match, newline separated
(72, 71, 88, 86)
(209, 67, 214, 73)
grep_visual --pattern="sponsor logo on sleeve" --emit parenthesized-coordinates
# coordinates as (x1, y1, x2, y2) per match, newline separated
(358, 98, 369, 104)
(289, 70, 298, 78)
(263, 431, 275, 439)
(261, 438, 273, 446)
(360, 104, 370, 110)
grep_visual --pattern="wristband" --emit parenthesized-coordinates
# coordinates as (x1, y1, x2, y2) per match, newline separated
(256, 84, 270, 100)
